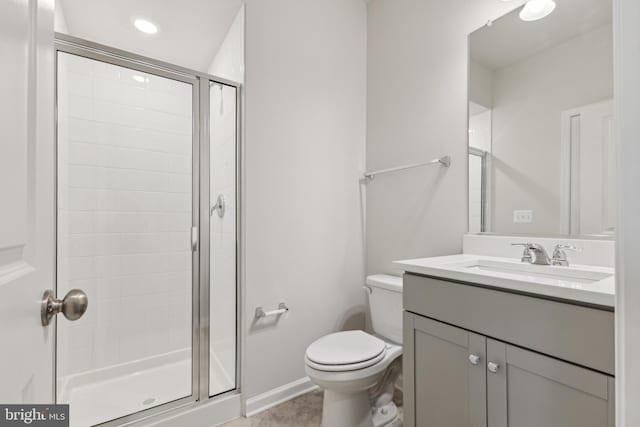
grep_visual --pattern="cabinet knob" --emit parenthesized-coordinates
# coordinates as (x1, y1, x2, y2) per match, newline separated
(487, 361, 500, 373)
(468, 354, 481, 365)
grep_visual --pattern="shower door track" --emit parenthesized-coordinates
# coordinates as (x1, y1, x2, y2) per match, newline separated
(54, 33, 243, 427)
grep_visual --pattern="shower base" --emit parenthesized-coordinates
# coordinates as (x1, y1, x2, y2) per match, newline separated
(59, 349, 234, 427)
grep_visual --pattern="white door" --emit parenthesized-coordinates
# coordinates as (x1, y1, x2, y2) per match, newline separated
(0, 0, 56, 403)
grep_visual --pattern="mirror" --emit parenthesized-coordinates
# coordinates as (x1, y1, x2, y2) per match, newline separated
(468, 0, 613, 237)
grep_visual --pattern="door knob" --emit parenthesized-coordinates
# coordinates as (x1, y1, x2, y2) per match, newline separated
(41, 289, 88, 326)
(487, 361, 500, 373)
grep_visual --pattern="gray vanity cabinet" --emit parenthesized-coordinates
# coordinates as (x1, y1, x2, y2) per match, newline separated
(403, 312, 487, 427)
(486, 339, 614, 427)
(403, 273, 615, 427)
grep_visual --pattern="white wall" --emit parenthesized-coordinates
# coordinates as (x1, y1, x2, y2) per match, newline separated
(615, 0, 640, 425)
(366, 0, 526, 275)
(57, 54, 193, 379)
(208, 6, 245, 83)
(54, 0, 68, 33)
(469, 59, 493, 108)
(490, 25, 613, 234)
(243, 0, 367, 399)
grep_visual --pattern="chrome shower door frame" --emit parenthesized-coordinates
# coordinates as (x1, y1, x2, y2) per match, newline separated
(54, 33, 242, 427)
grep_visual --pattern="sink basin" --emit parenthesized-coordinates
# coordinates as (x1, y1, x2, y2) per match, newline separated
(458, 259, 612, 285)
(394, 254, 615, 307)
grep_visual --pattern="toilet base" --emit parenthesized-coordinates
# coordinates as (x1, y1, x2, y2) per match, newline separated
(372, 401, 400, 427)
(321, 389, 373, 427)
(320, 391, 401, 427)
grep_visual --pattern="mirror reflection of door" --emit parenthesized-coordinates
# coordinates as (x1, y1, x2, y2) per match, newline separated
(561, 100, 615, 235)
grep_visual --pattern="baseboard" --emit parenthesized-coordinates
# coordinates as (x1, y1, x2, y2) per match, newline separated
(244, 377, 319, 417)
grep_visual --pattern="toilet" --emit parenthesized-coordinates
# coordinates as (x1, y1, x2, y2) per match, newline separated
(304, 274, 403, 427)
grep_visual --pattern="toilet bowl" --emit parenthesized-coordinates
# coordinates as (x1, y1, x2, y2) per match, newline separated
(304, 275, 403, 427)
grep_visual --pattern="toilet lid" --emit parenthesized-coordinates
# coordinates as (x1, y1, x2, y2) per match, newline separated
(306, 331, 386, 366)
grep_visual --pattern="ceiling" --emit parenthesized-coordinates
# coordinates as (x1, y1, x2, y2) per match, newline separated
(58, 0, 243, 72)
(471, 0, 611, 71)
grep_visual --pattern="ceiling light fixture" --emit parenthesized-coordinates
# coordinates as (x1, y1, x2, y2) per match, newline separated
(132, 17, 159, 34)
(519, 0, 556, 21)
(132, 75, 147, 83)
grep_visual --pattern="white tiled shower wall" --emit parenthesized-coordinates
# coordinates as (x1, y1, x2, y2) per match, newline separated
(57, 53, 193, 378)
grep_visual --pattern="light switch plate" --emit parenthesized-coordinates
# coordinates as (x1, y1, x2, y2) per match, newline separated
(513, 210, 533, 224)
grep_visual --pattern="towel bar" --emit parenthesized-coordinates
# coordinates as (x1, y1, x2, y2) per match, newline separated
(255, 303, 289, 319)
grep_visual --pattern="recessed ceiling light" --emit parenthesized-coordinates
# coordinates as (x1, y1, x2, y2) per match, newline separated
(519, 0, 556, 21)
(132, 17, 159, 34)
(132, 75, 147, 83)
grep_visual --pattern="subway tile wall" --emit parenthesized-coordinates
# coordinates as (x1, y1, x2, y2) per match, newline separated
(57, 53, 193, 378)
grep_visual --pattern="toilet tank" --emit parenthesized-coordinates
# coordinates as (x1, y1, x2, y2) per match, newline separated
(366, 274, 403, 344)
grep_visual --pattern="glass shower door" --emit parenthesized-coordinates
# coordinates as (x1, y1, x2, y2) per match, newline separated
(209, 82, 238, 396)
(56, 51, 196, 426)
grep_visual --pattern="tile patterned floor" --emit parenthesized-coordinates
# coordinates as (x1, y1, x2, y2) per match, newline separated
(222, 389, 403, 427)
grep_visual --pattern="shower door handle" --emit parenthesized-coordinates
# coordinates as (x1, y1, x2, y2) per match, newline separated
(210, 194, 226, 218)
(41, 289, 88, 326)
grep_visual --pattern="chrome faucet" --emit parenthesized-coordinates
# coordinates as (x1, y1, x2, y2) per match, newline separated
(512, 243, 551, 265)
(551, 244, 582, 266)
(512, 243, 582, 266)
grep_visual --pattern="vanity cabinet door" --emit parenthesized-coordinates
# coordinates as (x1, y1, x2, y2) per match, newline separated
(404, 312, 487, 427)
(486, 339, 615, 427)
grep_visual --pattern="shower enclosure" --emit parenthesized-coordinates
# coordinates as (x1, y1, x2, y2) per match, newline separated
(54, 34, 240, 426)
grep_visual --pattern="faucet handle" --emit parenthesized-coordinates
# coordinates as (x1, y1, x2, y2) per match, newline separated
(554, 244, 582, 252)
(512, 243, 534, 263)
(552, 244, 582, 266)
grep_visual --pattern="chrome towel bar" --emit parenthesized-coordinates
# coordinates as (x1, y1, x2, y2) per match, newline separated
(255, 303, 289, 319)
(364, 155, 451, 180)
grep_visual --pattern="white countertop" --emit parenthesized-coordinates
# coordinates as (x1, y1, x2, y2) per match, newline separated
(394, 254, 615, 308)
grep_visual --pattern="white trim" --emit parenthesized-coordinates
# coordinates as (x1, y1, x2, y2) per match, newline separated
(243, 377, 319, 417)
(615, 0, 640, 425)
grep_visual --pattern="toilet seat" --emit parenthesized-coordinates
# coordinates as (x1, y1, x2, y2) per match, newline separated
(305, 331, 387, 372)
